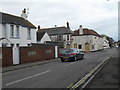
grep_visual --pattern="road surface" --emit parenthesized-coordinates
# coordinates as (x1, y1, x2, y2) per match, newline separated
(2, 48, 118, 88)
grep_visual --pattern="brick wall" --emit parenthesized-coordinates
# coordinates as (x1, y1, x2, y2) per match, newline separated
(2, 47, 13, 67)
(20, 46, 55, 64)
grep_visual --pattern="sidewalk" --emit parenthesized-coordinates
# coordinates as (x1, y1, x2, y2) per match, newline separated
(2, 58, 60, 73)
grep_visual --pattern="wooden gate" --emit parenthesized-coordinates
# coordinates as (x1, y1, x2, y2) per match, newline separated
(74, 44, 77, 48)
(66, 44, 70, 48)
(85, 43, 90, 53)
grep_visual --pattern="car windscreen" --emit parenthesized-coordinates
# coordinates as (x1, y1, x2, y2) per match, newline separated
(62, 49, 73, 53)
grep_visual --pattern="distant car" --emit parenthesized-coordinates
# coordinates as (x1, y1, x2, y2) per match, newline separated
(60, 48, 84, 62)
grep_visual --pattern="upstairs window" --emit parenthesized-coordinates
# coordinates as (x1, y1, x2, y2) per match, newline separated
(58, 35, 62, 42)
(10, 25, 14, 37)
(67, 35, 69, 41)
(16, 26, 19, 37)
(27, 28, 31, 39)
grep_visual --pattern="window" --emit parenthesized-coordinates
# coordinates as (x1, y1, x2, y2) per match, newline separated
(67, 35, 69, 40)
(11, 44, 14, 47)
(58, 35, 62, 42)
(10, 25, 14, 37)
(78, 45, 82, 49)
(16, 43, 20, 47)
(27, 44, 31, 46)
(27, 28, 31, 39)
(92, 45, 94, 49)
(16, 26, 19, 37)
(2, 43, 7, 47)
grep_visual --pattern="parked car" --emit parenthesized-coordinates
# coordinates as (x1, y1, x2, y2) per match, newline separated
(60, 48, 84, 62)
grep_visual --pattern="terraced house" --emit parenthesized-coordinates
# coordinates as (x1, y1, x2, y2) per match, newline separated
(0, 9, 36, 47)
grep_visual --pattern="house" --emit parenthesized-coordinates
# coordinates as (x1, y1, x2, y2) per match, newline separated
(71, 25, 103, 52)
(101, 34, 110, 49)
(0, 8, 36, 47)
(37, 22, 73, 48)
(37, 26, 51, 43)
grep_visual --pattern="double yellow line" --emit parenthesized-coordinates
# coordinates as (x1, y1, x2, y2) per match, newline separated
(68, 56, 111, 90)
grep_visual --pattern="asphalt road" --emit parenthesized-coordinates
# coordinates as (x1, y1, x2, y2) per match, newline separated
(2, 47, 118, 88)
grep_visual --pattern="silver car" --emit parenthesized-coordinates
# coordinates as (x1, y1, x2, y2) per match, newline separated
(60, 48, 84, 62)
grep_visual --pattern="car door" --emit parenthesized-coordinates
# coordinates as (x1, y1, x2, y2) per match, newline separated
(75, 49, 81, 58)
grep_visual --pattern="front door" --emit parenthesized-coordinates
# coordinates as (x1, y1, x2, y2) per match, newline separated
(66, 44, 70, 48)
(85, 43, 90, 53)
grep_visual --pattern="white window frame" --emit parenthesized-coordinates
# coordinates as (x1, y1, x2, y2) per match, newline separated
(27, 28, 31, 39)
(16, 26, 19, 38)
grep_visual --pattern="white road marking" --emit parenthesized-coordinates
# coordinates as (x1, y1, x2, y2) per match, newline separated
(64, 62, 77, 67)
(6, 70, 51, 86)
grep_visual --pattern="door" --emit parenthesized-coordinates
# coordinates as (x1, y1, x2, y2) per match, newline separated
(66, 44, 70, 48)
(74, 44, 77, 48)
(13, 47, 20, 65)
(55, 46, 58, 58)
(85, 43, 90, 53)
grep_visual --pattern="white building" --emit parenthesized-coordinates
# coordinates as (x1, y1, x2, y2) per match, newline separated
(37, 22, 73, 48)
(101, 34, 110, 49)
(71, 25, 103, 52)
(37, 28, 51, 43)
(0, 9, 36, 47)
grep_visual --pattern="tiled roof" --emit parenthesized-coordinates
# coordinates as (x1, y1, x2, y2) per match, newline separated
(0, 12, 36, 29)
(38, 26, 73, 36)
(37, 31, 46, 41)
(72, 28, 101, 37)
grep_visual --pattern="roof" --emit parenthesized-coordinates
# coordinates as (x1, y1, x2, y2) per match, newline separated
(38, 26, 73, 36)
(0, 12, 36, 29)
(37, 31, 46, 41)
(72, 28, 101, 37)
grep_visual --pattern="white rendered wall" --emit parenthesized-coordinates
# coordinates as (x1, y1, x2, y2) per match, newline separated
(1, 23, 36, 47)
(72, 35, 103, 51)
(0, 23, 2, 47)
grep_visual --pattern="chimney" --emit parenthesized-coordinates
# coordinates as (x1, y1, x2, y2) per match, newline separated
(55, 25, 57, 27)
(21, 8, 28, 19)
(79, 25, 83, 35)
(67, 22, 70, 29)
(38, 25, 40, 31)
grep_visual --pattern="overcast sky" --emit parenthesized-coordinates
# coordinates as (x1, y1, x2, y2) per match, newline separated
(0, 0, 119, 41)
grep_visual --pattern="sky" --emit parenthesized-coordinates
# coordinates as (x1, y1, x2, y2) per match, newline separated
(0, 0, 119, 41)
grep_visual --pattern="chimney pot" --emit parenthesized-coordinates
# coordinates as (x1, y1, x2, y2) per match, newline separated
(67, 22, 70, 29)
(80, 25, 82, 27)
(55, 25, 57, 27)
(23, 8, 26, 13)
(38, 25, 40, 31)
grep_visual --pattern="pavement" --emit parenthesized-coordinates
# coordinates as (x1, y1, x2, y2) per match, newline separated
(2, 58, 59, 73)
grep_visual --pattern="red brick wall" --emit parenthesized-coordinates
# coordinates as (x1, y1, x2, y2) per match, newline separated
(2, 47, 13, 67)
(20, 46, 55, 64)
